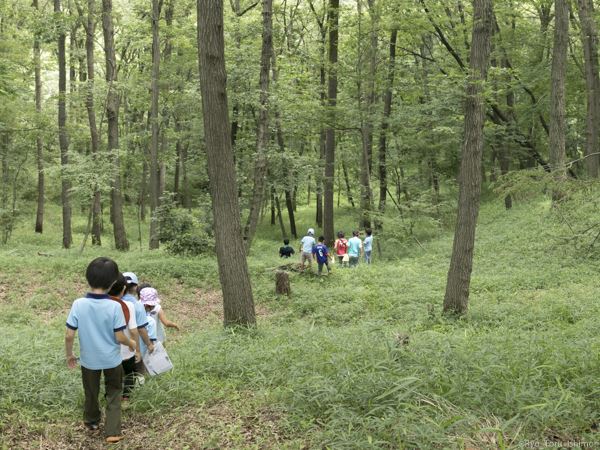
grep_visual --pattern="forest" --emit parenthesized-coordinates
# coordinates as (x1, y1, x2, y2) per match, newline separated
(2, 0, 600, 448)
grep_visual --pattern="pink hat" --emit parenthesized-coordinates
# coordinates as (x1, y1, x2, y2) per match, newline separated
(140, 287, 160, 306)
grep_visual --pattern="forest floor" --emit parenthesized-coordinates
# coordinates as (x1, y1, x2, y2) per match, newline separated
(1, 198, 600, 449)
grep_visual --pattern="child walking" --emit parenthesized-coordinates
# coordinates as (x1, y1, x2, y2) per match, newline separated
(122, 273, 154, 374)
(138, 286, 179, 344)
(347, 231, 363, 268)
(299, 228, 316, 271)
(312, 236, 331, 276)
(364, 228, 373, 265)
(108, 274, 141, 402)
(334, 231, 349, 266)
(65, 257, 136, 444)
(139, 287, 160, 355)
(279, 238, 295, 258)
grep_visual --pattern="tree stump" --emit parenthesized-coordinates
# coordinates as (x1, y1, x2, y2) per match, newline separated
(275, 271, 291, 296)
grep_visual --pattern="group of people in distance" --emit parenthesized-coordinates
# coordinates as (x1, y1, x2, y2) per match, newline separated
(279, 227, 374, 275)
(64, 257, 179, 444)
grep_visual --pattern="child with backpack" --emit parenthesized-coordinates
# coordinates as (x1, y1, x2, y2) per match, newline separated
(312, 236, 331, 276)
(334, 231, 349, 266)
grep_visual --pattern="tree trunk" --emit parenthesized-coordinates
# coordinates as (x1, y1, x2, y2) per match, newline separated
(342, 160, 355, 207)
(149, 0, 162, 249)
(197, 0, 256, 327)
(324, 0, 339, 247)
(270, 186, 276, 225)
(55, 0, 72, 249)
(316, 131, 324, 227)
(501, 57, 513, 209)
(377, 28, 397, 227)
(275, 271, 291, 296)
(83, 0, 102, 245)
(102, 0, 129, 250)
(140, 153, 148, 221)
(243, 0, 272, 251)
(271, 53, 297, 239)
(357, 0, 372, 229)
(34, 0, 44, 234)
(549, 0, 568, 199)
(181, 142, 191, 209)
(275, 191, 286, 238)
(174, 138, 181, 201)
(577, 0, 600, 178)
(443, 0, 493, 315)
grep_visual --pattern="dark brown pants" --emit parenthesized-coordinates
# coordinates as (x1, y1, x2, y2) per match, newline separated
(122, 356, 136, 397)
(81, 365, 123, 437)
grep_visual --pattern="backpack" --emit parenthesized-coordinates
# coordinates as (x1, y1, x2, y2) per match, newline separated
(337, 239, 348, 255)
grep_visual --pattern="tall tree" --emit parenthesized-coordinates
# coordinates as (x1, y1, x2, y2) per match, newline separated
(78, 0, 103, 245)
(357, 0, 373, 229)
(443, 0, 493, 315)
(243, 0, 273, 251)
(323, 0, 339, 247)
(549, 0, 568, 198)
(271, 52, 297, 238)
(149, 0, 162, 249)
(197, 0, 256, 327)
(576, 0, 600, 178)
(102, 0, 129, 250)
(54, 0, 72, 249)
(376, 27, 397, 226)
(33, 0, 44, 234)
(308, 0, 327, 228)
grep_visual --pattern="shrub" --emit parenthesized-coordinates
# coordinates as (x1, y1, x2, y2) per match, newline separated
(154, 193, 214, 256)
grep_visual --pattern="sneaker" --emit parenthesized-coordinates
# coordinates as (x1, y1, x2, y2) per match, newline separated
(106, 435, 124, 444)
(84, 422, 99, 431)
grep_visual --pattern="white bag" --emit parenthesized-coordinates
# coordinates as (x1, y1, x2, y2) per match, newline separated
(142, 341, 173, 376)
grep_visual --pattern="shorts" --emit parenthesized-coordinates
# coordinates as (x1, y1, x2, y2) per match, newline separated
(349, 256, 359, 267)
(301, 252, 313, 265)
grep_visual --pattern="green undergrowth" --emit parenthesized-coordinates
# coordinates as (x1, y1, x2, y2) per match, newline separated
(2, 198, 600, 448)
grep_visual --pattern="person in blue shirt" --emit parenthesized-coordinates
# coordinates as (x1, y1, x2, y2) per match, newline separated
(347, 230, 363, 268)
(312, 236, 331, 276)
(122, 272, 154, 375)
(65, 257, 136, 444)
(363, 228, 374, 265)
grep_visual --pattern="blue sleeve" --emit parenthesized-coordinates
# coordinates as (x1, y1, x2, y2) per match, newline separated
(147, 317, 157, 340)
(66, 302, 78, 330)
(135, 302, 148, 329)
(112, 303, 126, 332)
(324, 245, 329, 256)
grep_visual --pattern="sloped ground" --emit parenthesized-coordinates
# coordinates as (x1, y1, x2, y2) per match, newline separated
(2, 199, 600, 448)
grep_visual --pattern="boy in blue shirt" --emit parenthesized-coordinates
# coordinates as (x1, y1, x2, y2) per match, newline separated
(65, 257, 136, 444)
(312, 236, 331, 276)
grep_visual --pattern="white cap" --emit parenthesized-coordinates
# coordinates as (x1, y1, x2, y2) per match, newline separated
(308, 228, 315, 236)
(123, 272, 139, 285)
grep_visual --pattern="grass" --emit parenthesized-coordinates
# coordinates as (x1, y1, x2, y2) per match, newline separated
(1, 197, 600, 449)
